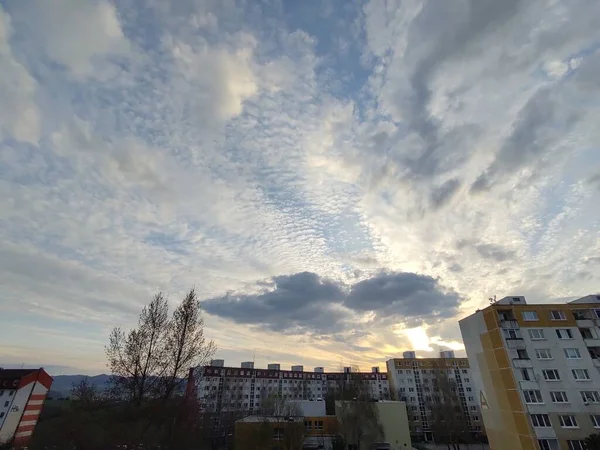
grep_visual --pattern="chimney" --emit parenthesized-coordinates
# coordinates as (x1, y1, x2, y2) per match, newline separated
(184, 367, 196, 400)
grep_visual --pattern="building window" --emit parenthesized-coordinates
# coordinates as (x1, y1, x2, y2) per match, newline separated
(521, 369, 532, 381)
(567, 441, 585, 450)
(504, 329, 521, 339)
(315, 421, 323, 430)
(559, 415, 578, 428)
(580, 328, 594, 339)
(556, 329, 574, 339)
(528, 329, 545, 340)
(591, 415, 600, 428)
(564, 348, 582, 359)
(462, 369, 468, 374)
(273, 428, 284, 440)
(535, 349, 552, 360)
(517, 349, 529, 360)
(542, 369, 560, 381)
(522, 311, 539, 321)
(531, 414, 551, 427)
(466, 387, 472, 392)
(572, 369, 591, 381)
(470, 406, 477, 411)
(581, 391, 600, 403)
(538, 440, 558, 450)
(550, 310, 567, 320)
(523, 390, 543, 404)
(304, 421, 312, 431)
(0, 412, 4, 419)
(3, 401, 8, 407)
(468, 396, 474, 401)
(550, 391, 568, 403)
(409, 388, 414, 392)
(397, 370, 403, 374)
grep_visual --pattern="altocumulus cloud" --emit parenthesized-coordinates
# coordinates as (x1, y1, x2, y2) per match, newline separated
(202, 271, 462, 334)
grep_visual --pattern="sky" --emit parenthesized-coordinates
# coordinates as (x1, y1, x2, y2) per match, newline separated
(0, 0, 599, 376)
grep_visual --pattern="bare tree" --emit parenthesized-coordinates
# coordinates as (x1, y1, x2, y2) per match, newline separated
(106, 293, 169, 403)
(71, 378, 102, 406)
(160, 289, 216, 399)
(426, 369, 472, 449)
(105, 289, 215, 404)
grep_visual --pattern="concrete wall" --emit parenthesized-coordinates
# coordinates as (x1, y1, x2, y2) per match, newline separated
(375, 402, 412, 450)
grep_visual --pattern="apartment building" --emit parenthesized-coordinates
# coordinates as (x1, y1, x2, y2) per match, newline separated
(460, 294, 600, 450)
(198, 360, 390, 413)
(0, 368, 53, 447)
(386, 350, 482, 442)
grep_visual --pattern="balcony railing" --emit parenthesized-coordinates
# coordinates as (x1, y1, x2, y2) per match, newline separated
(512, 358, 533, 368)
(499, 320, 519, 329)
(506, 338, 527, 349)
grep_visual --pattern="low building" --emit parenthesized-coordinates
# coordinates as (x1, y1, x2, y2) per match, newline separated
(334, 400, 411, 450)
(0, 368, 53, 447)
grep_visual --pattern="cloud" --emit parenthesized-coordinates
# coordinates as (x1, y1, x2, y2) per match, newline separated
(204, 270, 462, 333)
(0, 6, 40, 144)
(7, 0, 129, 79)
(429, 178, 462, 209)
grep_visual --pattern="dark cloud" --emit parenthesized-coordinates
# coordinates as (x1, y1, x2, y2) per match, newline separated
(202, 272, 348, 334)
(448, 263, 464, 273)
(203, 270, 462, 334)
(585, 256, 600, 265)
(429, 178, 462, 209)
(587, 172, 600, 191)
(345, 271, 461, 325)
(456, 239, 516, 262)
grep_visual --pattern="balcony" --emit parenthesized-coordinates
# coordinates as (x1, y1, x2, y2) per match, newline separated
(576, 319, 596, 328)
(506, 338, 527, 349)
(500, 320, 519, 329)
(512, 358, 533, 368)
(584, 338, 600, 347)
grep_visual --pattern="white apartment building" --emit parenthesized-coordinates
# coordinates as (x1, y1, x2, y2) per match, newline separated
(198, 361, 390, 413)
(386, 350, 482, 442)
(460, 294, 600, 450)
(0, 368, 53, 447)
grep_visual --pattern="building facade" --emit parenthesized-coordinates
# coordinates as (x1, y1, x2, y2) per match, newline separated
(386, 351, 483, 442)
(198, 361, 390, 413)
(460, 294, 600, 450)
(0, 368, 53, 447)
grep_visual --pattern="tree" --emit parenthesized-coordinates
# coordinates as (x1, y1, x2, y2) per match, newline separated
(585, 432, 600, 450)
(426, 369, 473, 449)
(106, 292, 169, 403)
(105, 289, 215, 403)
(71, 378, 102, 406)
(160, 289, 216, 399)
(331, 367, 384, 450)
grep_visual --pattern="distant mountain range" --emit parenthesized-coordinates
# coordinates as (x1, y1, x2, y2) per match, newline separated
(48, 374, 112, 398)
(48, 374, 186, 399)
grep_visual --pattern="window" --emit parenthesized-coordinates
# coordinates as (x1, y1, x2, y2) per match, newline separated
(473, 415, 480, 421)
(556, 329, 573, 339)
(564, 348, 582, 359)
(470, 406, 477, 411)
(468, 396, 474, 401)
(522, 369, 531, 381)
(559, 415, 578, 428)
(464, 378, 470, 382)
(538, 440, 559, 450)
(591, 415, 600, 428)
(550, 310, 566, 320)
(531, 414, 551, 427)
(504, 329, 521, 339)
(573, 369, 591, 380)
(466, 387, 472, 392)
(409, 388, 414, 392)
(315, 420, 323, 430)
(528, 329, 545, 340)
(535, 349, 553, 360)
(550, 391, 568, 403)
(522, 311, 539, 321)
(273, 427, 284, 440)
(567, 441, 585, 450)
(581, 391, 600, 403)
(397, 370, 403, 374)
(0, 412, 3, 419)
(542, 369, 560, 381)
(462, 369, 468, 374)
(517, 349, 529, 359)
(523, 390, 543, 403)
(580, 328, 594, 339)
(3, 401, 8, 407)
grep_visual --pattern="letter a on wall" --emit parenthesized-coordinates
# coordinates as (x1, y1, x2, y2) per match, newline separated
(480, 390, 489, 410)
